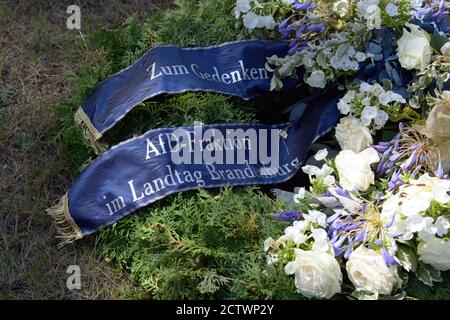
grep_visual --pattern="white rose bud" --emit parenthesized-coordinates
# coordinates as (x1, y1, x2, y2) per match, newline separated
(418, 237, 450, 271)
(346, 246, 399, 295)
(441, 41, 450, 57)
(335, 116, 373, 153)
(285, 249, 342, 299)
(335, 147, 379, 191)
(396, 23, 431, 71)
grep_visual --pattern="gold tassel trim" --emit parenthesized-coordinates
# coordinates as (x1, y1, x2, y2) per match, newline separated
(74, 107, 108, 154)
(46, 194, 83, 248)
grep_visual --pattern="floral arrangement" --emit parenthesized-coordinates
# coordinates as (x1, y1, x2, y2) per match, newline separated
(235, 0, 450, 299)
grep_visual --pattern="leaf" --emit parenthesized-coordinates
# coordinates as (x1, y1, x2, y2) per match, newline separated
(406, 275, 432, 299)
(350, 289, 379, 300)
(430, 30, 449, 52)
(416, 263, 434, 287)
(397, 244, 418, 272)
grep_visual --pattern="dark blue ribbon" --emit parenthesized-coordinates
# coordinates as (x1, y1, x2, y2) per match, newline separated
(50, 40, 342, 243)
(77, 40, 301, 140)
(67, 88, 340, 238)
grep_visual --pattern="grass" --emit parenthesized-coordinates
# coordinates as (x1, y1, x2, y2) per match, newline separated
(0, 0, 170, 300)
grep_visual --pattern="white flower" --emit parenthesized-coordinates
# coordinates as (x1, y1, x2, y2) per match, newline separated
(306, 70, 326, 88)
(302, 164, 334, 180)
(374, 110, 389, 128)
(282, 220, 308, 244)
(293, 187, 306, 203)
(314, 148, 328, 161)
(243, 11, 259, 29)
(305, 210, 327, 228)
(441, 41, 450, 57)
(302, 165, 320, 176)
(323, 175, 336, 187)
(242, 12, 275, 30)
(335, 147, 379, 191)
(333, 0, 350, 17)
(285, 249, 342, 299)
(234, 0, 252, 19)
(267, 253, 279, 265)
(418, 237, 450, 271)
(435, 216, 450, 237)
(385, 3, 398, 17)
(264, 237, 275, 252)
(261, 15, 276, 30)
(410, 0, 424, 10)
(359, 82, 373, 92)
(346, 246, 399, 295)
(335, 116, 373, 153)
(337, 99, 351, 115)
(379, 91, 406, 106)
(355, 52, 366, 62)
(281, 0, 295, 4)
(357, 0, 380, 19)
(361, 106, 378, 124)
(397, 23, 431, 71)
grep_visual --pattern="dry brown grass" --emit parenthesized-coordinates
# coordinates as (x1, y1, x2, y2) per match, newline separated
(0, 0, 170, 299)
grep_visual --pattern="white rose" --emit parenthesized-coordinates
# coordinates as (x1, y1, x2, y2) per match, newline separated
(396, 23, 431, 71)
(418, 237, 450, 271)
(335, 116, 373, 153)
(285, 249, 342, 299)
(346, 246, 399, 295)
(441, 41, 450, 57)
(306, 70, 326, 88)
(335, 147, 379, 191)
(333, 0, 349, 17)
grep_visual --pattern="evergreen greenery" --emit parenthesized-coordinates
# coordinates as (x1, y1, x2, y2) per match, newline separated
(56, 0, 450, 299)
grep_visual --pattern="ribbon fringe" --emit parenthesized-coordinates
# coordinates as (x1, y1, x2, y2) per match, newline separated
(46, 194, 83, 247)
(74, 107, 107, 154)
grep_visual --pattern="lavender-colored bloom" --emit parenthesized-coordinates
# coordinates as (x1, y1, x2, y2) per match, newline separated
(388, 169, 403, 191)
(293, 1, 316, 11)
(274, 210, 303, 222)
(361, 203, 367, 213)
(344, 244, 353, 260)
(436, 160, 444, 178)
(327, 211, 341, 224)
(372, 143, 390, 153)
(353, 229, 366, 242)
(381, 248, 398, 267)
(374, 239, 383, 246)
(344, 221, 365, 232)
(400, 149, 418, 170)
(376, 191, 383, 203)
(333, 246, 345, 256)
(385, 214, 396, 229)
(278, 17, 291, 30)
(389, 152, 403, 162)
(411, 164, 422, 179)
(306, 23, 325, 33)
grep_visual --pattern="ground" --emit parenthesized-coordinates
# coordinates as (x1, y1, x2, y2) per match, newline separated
(0, 0, 169, 300)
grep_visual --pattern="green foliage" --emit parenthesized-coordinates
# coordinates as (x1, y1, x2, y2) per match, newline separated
(97, 187, 299, 299)
(56, 0, 301, 300)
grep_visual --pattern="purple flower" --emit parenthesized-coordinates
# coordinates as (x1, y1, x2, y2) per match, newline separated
(344, 244, 353, 260)
(400, 149, 418, 170)
(274, 210, 303, 222)
(293, 1, 316, 11)
(381, 248, 398, 267)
